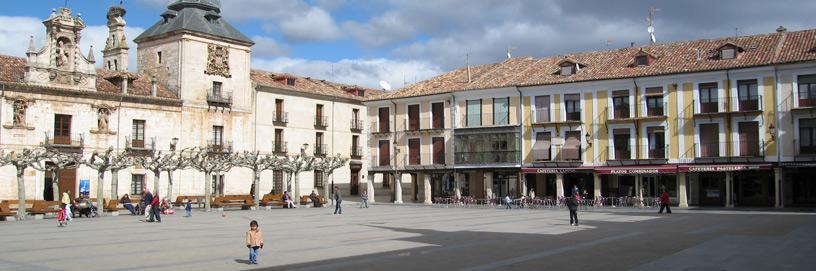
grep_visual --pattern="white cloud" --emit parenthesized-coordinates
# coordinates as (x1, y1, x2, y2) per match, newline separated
(343, 12, 415, 47)
(278, 7, 342, 42)
(251, 35, 289, 57)
(252, 57, 442, 89)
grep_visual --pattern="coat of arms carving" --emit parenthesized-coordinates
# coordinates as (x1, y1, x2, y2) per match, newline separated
(205, 44, 231, 78)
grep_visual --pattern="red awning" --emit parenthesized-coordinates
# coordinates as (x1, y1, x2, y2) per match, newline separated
(522, 167, 594, 174)
(677, 164, 772, 172)
(595, 165, 678, 175)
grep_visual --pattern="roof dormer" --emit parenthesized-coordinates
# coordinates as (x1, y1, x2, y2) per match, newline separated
(633, 49, 657, 67)
(717, 42, 744, 60)
(272, 74, 296, 86)
(556, 57, 583, 76)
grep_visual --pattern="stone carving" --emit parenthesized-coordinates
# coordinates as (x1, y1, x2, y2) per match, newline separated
(205, 44, 231, 78)
(13, 100, 27, 125)
(97, 107, 111, 131)
(55, 39, 70, 68)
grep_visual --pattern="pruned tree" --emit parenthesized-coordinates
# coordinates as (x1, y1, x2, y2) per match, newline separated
(133, 150, 167, 199)
(234, 151, 285, 209)
(189, 148, 234, 211)
(313, 154, 349, 203)
(85, 147, 131, 210)
(108, 152, 133, 199)
(281, 153, 316, 205)
(0, 148, 48, 220)
(31, 149, 84, 201)
(161, 148, 192, 201)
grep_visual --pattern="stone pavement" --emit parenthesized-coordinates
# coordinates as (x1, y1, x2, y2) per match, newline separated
(0, 204, 814, 271)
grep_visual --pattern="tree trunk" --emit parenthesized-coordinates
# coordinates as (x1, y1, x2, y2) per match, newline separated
(166, 171, 174, 202)
(286, 172, 293, 193)
(153, 170, 161, 198)
(204, 172, 212, 212)
(16, 168, 27, 221)
(110, 169, 119, 199)
(52, 168, 60, 203)
(253, 171, 260, 210)
(323, 172, 331, 206)
(96, 171, 105, 213)
(294, 172, 301, 205)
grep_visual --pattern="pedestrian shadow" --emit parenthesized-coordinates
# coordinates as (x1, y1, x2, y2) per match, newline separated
(234, 259, 252, 265)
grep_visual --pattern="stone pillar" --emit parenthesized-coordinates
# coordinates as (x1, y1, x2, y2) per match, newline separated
(678, 172, 689, 208)
(454, 172, 463, 198)
(520, 173, 528, 198)
(484, 172, 493, 199)
(394, 173, 403, 204)
(635, 175, 642, 199)
(593, 173, 602, 199)
(423, 174, 432, 205)
(725, 172, 734, 208)
(774, 168, 783, 208)
(556, 173, 565, 199)
(367, 173, 375, 203)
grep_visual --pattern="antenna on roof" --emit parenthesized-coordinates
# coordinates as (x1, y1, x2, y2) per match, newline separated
(466, 52, 472, 83)
(735, 27, 740, 37)
(379, 80, 392, 91)
(647, 6, 659, 44)
(506, 46, 515, 59)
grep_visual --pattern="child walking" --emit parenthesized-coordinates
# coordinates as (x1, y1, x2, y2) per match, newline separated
(184, 199, 192, 217)
(246, 220, 264, 265)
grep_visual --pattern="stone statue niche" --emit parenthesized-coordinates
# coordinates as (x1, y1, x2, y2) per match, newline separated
(13, 100, 27, 126)
(54, 37, 72, 68)
(97, 107, 111, 132)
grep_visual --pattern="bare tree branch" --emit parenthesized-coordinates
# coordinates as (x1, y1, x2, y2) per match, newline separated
(31, 149, 84, 201)
(0, 148, 48, 220)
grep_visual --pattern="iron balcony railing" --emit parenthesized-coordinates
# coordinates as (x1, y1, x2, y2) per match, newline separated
(273, 141, 288, 154)
(314, 144, 328, 156)
(528, 108, 582, 124)
(206, 140, 233, 153)
(370, 121, 391, 134)
(206, 90, 233, 105)
(455, 150, 519, 164)
(642, 101, 669, 117)
(404, 152, 447, 167)
(401, 117, 445, 131)
(462, 113, 513, 128)
(44, 132, 83, 148)
(732, 95, 763, 112)
(606, 144, 668, 160)
(314, 115, 328, 128)
(126, 136, 155, 150)
(693, 140, 764, 158)
(273, 111, 288, 124)
(531, 145, 584, 162)
(351, 119, 364, 131)
(351, 146, 363, 159)
(794, 139, 816, 161)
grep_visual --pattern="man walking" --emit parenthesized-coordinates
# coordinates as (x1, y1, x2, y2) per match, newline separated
(150, 189, 162, 223)
(658, 190, 672, 214)
(567, 195, 579, 226)
(142, 188, 153, 221)
(333, 186, 342, 215)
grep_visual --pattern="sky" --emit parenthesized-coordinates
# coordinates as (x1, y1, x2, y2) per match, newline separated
(0, 0, 814, 89)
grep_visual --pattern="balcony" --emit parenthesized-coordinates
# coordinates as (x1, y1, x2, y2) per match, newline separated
(273, 111, 288, 125)
(43, 132, 83, 152)
(351, 146, 363, 159)
(313, 144, 328, 157)
(455, 150, 519, 165)
(314, 115, 328, 129)
(643, 101, 668, 118)
(206, 90, 233, 108)
(529, 108, 582, 127)
(126, 136, 155, 154)
(532, 145, 584, 167)
(732, 95, 762, 112)
(793, 139, 816, 161)
(606, 144, 668, 166)
(370, 155, 393, 170)
(401, 117, 445, 134)
(403, 153, 447, 170)
(370, 122, 391, 136)
(693, 140, 765, 163)
(273, 141, 288, 155)
(462, 113, 513, 128)
(206, 140, 233, 154)
(350, 119, 364, 132)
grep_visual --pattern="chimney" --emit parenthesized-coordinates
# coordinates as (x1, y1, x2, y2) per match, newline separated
(776, 26, 787, 33)
(121, 75, 129, 94)
(630, 42, 635, 47)
(151, 77, 158, 97)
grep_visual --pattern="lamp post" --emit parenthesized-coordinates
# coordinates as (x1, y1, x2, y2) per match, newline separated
(393, 144, 403, 204)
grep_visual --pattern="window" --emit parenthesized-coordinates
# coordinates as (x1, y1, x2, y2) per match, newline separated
(157, 51, 162, 64)
(286, 78, 296, 86)
(562, 131, 581, 160)
(315, 104, 325, 126)
(212, 81, 222, 96)
(647, 127, 665, 159)
(699, 83, 719, 113)
(560, 63, 575, 76)
(533, 132, 552, 161)
(212, 175, 224, 196)
(131, 174, 144, 195)
(645, 87, 664, 116)
(738, 121, 760, 157)
(721, 48, 736, 59)
(274, 99, 285, 122)
(612, 90, 630, 119)
(314, 170, 324, 188)
(113, 60, 118, 71)
(378, 107, 390, 132)
(800, 119, 816, 155)
(352, 109, 360, 122)
(432, 137, 445, 164)
(493, 97, 509, 125)
(54, 114, 72, 145)
(316, 132, 324, 155)
(798, 74, 816, 107)
(613, 129, 631, 160)
(431, 102, 444, 129)
(635, 55, 648, 66)
(466, 99, 482, 127)
(212, 125, 223, 145)
(378, 140, 390, 166)
(272, 170, 284, 194)
(737, 79, 759, 111)
(357, 89, 365, 97)
(352, 135, 360, 157)
(699, 123, 720, 157)
(408, 138, 421, 165)
(534, 95, 550, 123)
(564, 94, 580, 121)
(132, 120, 145, 148)
(274, 129, 284, 152)
(407, 104, 420, 130)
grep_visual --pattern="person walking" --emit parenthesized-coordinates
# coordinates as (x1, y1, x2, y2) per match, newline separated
(567, 195, 579, 226)
(61, 190, 73, 222)
(148, 189, 161, 223)
(504, 195, 512, 209)
(142, 188, 153, 221)
(333, 186, 343, 215)
(184, 199, 192, 217)
(245, 220, 264, 265)
(360, 190, 369, 208)
(658, 190, 672, 214)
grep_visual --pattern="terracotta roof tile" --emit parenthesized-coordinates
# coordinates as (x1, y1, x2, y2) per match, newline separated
(250, 70, 378, 101)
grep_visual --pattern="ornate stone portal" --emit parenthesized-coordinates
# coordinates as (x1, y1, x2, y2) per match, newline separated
(205, 44, 231, 78)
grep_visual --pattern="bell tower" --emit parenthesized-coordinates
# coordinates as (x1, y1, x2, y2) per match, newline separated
(102, 6, 129, 71)
(24, 7, 96, 90)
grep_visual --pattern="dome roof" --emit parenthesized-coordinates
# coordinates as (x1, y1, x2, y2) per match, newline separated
(135, 0, 252, 45)
(168, 0, 221, 12)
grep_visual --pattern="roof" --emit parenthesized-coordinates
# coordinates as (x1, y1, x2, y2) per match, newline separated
(134, 0, 253, 45)
(250, 70, 380, 102)
(370, 28, 816, 101)
(0, 54, 177, 99)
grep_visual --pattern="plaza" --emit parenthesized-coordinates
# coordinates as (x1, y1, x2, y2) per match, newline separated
(1, 205, 814, 271)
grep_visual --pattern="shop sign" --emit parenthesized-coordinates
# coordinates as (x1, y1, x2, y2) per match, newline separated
(679, 164, 770, 172)
(595, 166, 677, 175)
(522, 168, 581, 174)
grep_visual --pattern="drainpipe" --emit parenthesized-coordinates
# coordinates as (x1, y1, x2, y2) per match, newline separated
(515, 86, 523, 165)
(632, 78, 640, 159)
(450, 93, 457, 194)
(773, 65, 782, 207)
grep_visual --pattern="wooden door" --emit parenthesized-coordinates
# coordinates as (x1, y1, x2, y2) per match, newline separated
(350, 170, 360, 195)
(378, 107, 389, 132)
(563, 131, 581, 160)
(379, 140, 390, 166)
(54, 114, 72, 144)
(432, 137, 445, 164)
(275, 99, 284, 120)
(738, 122, 759, 156)
(58, 168, 77, 199)
(408, 138, 421, 165)
(408, 104, 420, 130)
(700, 123, 720, 157)
(432, 102, 444, 129)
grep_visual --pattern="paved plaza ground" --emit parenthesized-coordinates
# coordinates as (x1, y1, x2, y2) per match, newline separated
(1, 203, 815, 271)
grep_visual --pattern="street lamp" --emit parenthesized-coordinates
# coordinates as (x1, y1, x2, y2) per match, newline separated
(170, 137, 179, 151)
(301, 143, 309, 155)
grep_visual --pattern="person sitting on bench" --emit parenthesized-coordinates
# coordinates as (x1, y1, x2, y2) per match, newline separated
(309, 190, 322, 207)
(121, 194, 136, 215)
(283, 191, 295, 209)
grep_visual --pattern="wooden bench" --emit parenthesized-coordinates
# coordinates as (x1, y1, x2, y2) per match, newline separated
(29, 201, 62, 215)
(173, 196, 207, 208)
(103, 199, 130, 213)
(300, 195, 329, 205)
(0, 201, 15, 219)
(260, 194, 287, 207)
(211, 195, 254, 210)
(3, 200, 35, 212)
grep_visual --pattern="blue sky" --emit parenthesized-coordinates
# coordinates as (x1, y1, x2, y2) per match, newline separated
(1, 0, 814, 89)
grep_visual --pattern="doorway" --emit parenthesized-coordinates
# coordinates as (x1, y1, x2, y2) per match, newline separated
(350, 169, 360, 195)
(698, 173, 725, 206)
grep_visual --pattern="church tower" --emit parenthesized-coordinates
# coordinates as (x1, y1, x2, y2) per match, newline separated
(102, 6, 129, 71)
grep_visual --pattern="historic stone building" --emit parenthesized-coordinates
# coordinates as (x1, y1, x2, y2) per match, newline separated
(0, 1, 374, 203)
